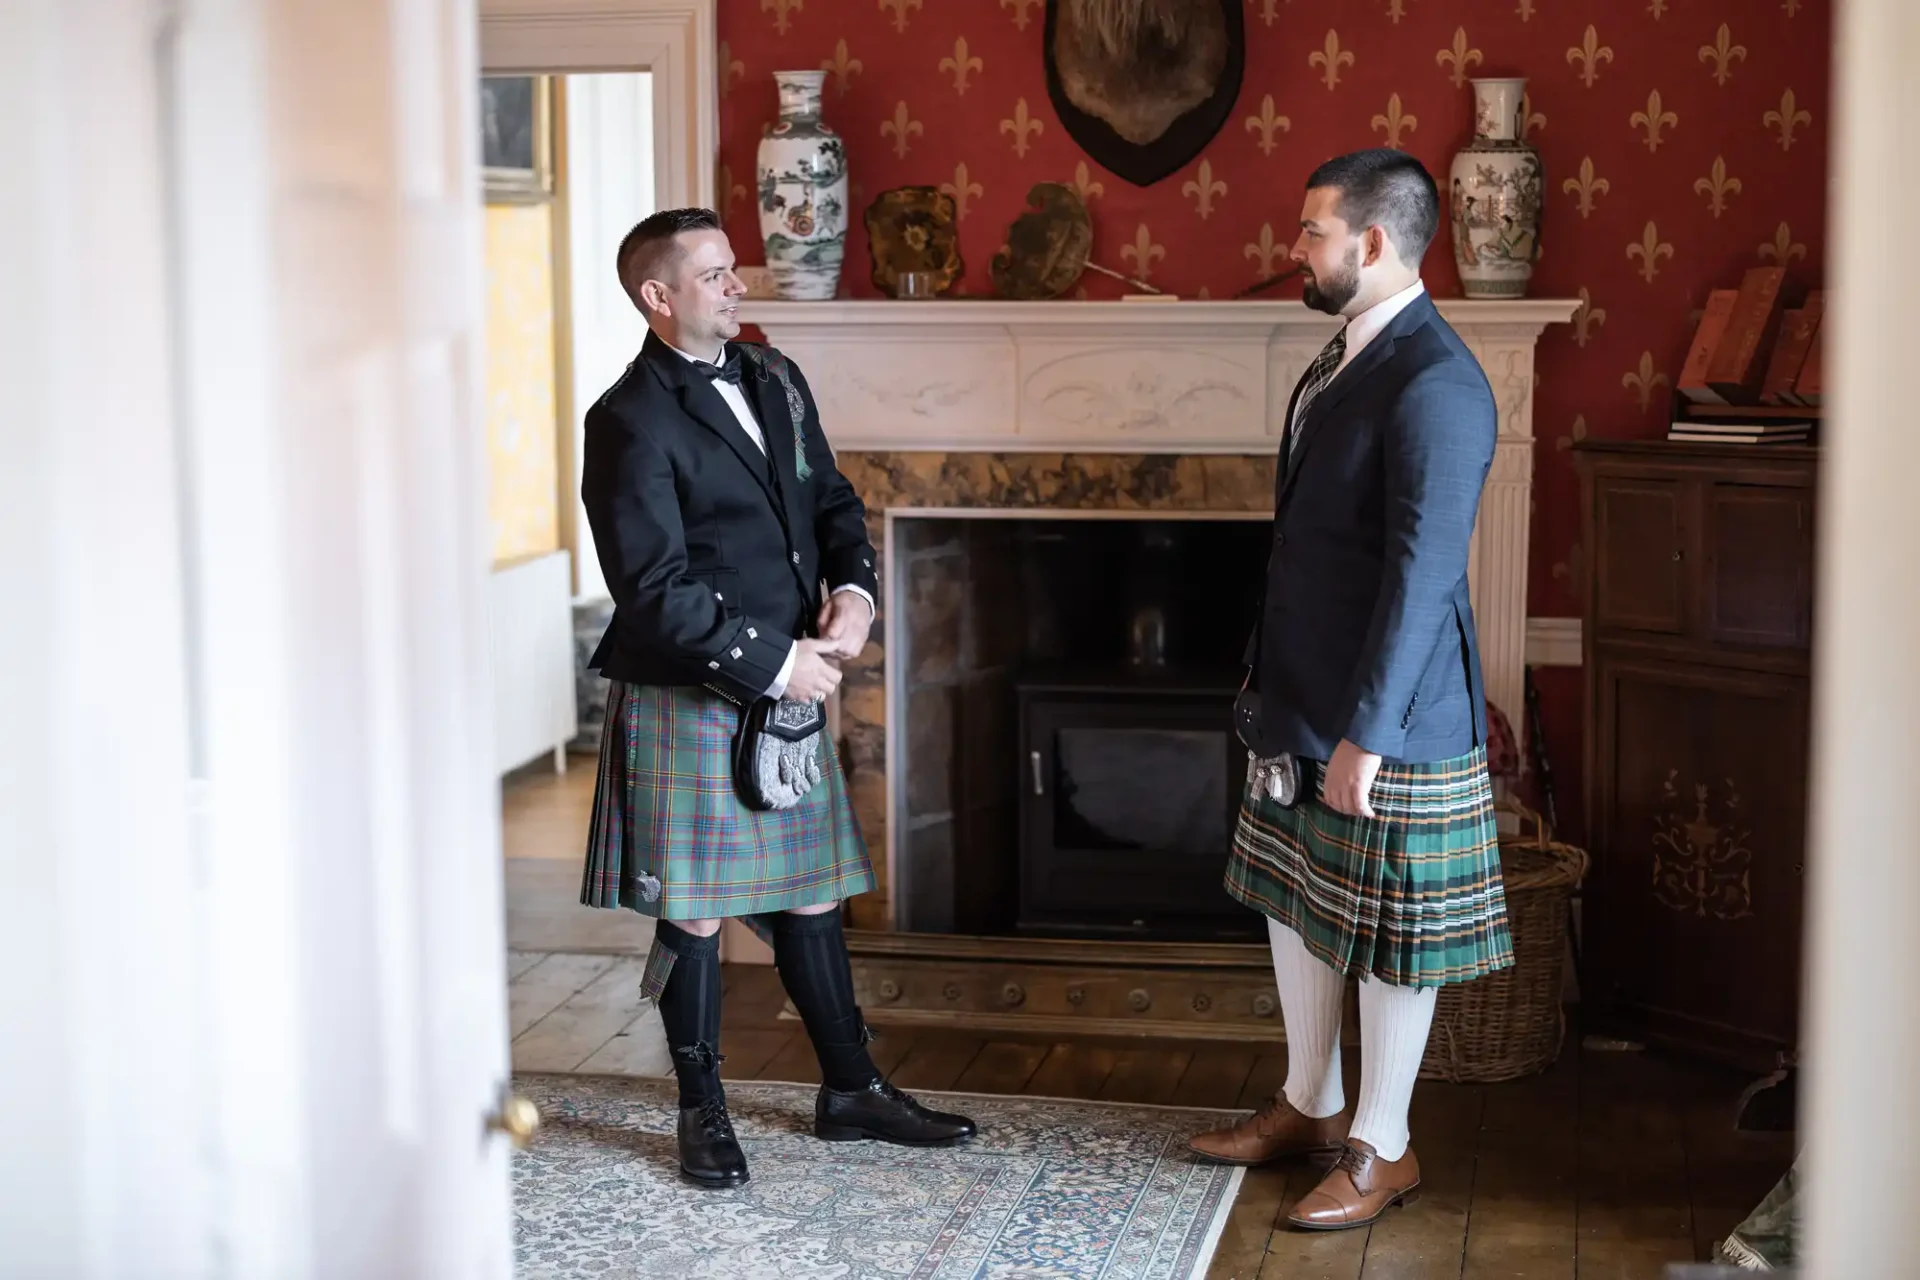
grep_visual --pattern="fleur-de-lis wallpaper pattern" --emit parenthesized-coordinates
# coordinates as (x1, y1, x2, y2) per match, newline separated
(716, 0, 1829, 817)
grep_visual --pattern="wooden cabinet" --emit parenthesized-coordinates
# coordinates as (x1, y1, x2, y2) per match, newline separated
(1573, 440, 1817, 1071)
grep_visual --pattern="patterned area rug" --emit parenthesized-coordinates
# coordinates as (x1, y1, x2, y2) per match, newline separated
(511, 1073, 1248, 1279)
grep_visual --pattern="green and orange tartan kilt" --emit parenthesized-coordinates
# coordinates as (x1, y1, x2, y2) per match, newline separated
(1224, 744, 1515, 989)
(580, 680, 874, 1000)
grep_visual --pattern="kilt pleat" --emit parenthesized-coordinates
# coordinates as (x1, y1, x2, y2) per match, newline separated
(1224, 744, 1515, 988)
(580, 680, 875, 922)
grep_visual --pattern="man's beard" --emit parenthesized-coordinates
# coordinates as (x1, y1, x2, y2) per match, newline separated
(1301, 243, 1361, 315)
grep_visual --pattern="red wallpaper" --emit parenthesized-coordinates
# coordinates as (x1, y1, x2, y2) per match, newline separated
(717, 0, 1831, 837)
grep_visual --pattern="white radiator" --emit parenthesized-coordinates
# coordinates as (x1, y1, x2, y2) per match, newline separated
(486, 549, 579, 775)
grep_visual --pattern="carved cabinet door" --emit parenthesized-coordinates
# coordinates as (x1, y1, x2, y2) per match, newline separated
(1586, 655, 1810, 1067)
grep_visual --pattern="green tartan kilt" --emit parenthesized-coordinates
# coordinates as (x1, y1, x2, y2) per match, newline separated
(1224, 744, 1515, 989)
(580, 680, 874, 924)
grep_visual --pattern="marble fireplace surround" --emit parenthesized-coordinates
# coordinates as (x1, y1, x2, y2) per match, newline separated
(745, 298, 1578, 935)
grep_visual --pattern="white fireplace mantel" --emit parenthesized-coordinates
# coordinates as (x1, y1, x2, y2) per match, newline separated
(746, 297, 1579, 724)
(739, 297, 1578, 455)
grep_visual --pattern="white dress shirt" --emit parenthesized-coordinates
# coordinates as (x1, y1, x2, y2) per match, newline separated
(1335, 277, 1426, 377)
(669, 340, 874, 698)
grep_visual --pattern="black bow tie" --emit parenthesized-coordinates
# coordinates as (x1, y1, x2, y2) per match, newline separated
(693, 348, 744, 386)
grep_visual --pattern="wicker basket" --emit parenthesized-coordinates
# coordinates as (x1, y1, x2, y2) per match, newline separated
(1418, 799, 1590, 1084)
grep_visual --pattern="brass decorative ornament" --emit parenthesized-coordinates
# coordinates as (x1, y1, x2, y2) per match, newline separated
(863, 185, 965, 297)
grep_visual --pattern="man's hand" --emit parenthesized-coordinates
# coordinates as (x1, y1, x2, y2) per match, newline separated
(1322, 738, 1383, 819)
(815, 588, 874, 661)
(783, 639, 844, 702)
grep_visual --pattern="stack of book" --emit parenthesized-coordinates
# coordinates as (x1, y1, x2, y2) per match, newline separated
(1670, 266, 1821, 445)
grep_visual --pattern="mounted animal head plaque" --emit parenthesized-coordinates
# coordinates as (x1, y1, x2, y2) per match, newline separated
(1044, 0, 1245, 188)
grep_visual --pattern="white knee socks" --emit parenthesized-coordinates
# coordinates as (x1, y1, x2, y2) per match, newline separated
(1265, 920, 1439, 1160)
(1266, 919, 1347, 1119)
(1350, 975, 1438, 1162)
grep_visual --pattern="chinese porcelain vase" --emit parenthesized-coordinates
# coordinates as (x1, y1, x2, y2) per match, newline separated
(757, 70, 848, 301)
(1448, 77, 1543, 299)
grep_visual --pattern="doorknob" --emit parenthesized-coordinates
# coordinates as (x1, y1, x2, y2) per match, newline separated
(488, 1092, 541, 1149)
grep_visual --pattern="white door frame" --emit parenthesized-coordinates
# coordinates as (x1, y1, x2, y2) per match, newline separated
(480, 0, 717, 604)
(478, 0, 716, 214)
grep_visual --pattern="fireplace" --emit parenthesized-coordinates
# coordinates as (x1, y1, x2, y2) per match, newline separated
(888, 512, 1268, 943)
(740, 297, 1576, 1039)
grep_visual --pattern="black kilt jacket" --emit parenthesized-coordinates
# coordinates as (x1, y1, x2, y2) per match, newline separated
(581, 330, 878, 703)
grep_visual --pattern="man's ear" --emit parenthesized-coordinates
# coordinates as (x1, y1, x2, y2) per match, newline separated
(640, 278, 670, 316)
(1364, 225, 1390, 268)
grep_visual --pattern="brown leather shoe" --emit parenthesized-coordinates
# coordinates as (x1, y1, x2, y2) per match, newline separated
(1187, 1096, 1350, 1166)
(1287, 1139, 1421, 1231)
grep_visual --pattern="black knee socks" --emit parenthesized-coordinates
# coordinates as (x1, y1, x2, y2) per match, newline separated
(772, 909, 882, 1091)
(655, 920, 724, 1108)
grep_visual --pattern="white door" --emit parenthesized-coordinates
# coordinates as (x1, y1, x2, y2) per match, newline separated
(3, 0, 519, 1273)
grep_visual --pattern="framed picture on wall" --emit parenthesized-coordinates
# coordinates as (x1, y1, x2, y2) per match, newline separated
(480, 75, 554, 204)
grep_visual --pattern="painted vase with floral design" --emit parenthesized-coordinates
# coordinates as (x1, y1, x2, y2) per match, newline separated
(756, 70, 849, 300)
(1448, 76, 1543, 299)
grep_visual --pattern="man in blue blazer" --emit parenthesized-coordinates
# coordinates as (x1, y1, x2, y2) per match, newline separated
(1189, 150, 1517, 1230)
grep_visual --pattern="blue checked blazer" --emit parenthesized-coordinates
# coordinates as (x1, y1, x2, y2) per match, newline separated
(1241, 291, 1495, 765)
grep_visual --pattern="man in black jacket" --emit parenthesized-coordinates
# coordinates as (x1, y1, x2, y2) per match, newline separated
(578, 208, 974, 1188)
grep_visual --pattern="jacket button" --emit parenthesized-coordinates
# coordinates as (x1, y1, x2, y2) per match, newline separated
(1275, 533, 1287, 548)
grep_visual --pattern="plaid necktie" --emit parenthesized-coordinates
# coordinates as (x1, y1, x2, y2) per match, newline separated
(1286, 327, 1348, 464)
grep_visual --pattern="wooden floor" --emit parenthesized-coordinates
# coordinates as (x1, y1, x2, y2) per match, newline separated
(502, 761, 1794, 1278)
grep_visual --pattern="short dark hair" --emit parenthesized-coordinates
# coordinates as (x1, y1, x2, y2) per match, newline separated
(1304, 149, 1440, 264)
(616, 207, 723, 308)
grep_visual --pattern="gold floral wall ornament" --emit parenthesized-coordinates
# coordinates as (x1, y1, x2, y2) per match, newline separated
(1245, 224, 1285, 278)
(1183, 160, 1227, 219)
(1699, 25, 1747, 87)
(1000, 98, 1043, 158)
(1521, 92, 1547, 140)
(1258, 0, 1283, 27)
(1627, 221, 1674, 283)
(941, 162, 984, 220)
(821, 40, 862, 96)
(763, 0, 802, 36)
(1310, 30, 1355, 91)
(1766, 89, 1812, 150)
(1554, 413, 1589, 452)
(1567, 25, 1613, 89)
(1387, 0, 1408, 22)
(721, 42, 745, 97)
(1551, 542, 1586, 598)
(1651, 771, 1755, 920)
(1623, 351, 1671, 411)
(881, 101, 924, 159)
(1516, 0, 1536, 20)
(1759, 222, 1807, 264)
(1245, 95, 1291, 155)
(1371, 93, 1417, 147)
(1632, 90, 1678, 151)
(1001, 0, 1040, 31)
(940, 38, 983, 95)
(1071, 161, 1104, 203)
(879, 0, 921, 34)
(1782, 0, 1802, 14)
(1120, 224, 1166, 280)
(1695, 156, 1741, 217)
(1437, 28, 1483, 90)
(1572, 287, 1606, 347)
(1563, 155, 1609, 218)
(718, 164, 748, 221)
(1647, 0, 1668, 16)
